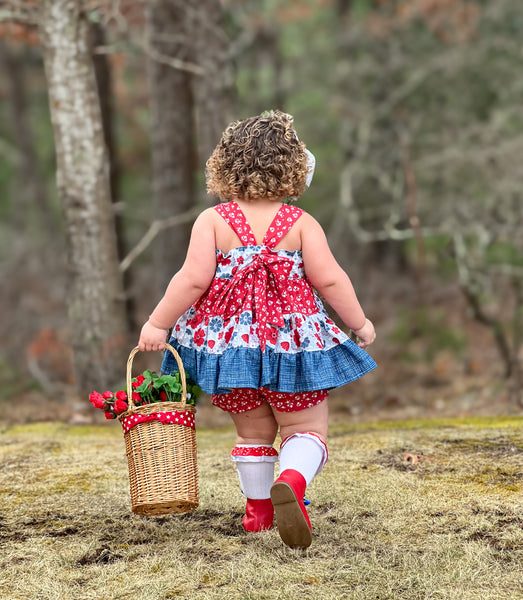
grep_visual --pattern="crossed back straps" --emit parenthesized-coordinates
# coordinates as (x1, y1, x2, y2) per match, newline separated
(214, 201, 304, 250)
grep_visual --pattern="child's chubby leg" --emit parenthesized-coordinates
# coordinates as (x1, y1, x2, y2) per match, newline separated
(228, 399, 279, 532)
(230, 400, 279, 446)
(269, 397, 330, 549)
(274, 398, 329, 444)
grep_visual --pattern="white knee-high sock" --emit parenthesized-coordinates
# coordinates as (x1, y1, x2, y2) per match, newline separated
(279, 433, 328, 486)
(231, 445, 278, 499)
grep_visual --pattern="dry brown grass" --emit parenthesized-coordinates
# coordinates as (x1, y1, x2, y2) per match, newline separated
(1, 417, 523, 600)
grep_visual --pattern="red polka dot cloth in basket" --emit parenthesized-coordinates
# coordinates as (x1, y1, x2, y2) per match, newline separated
(120, 410, 196, 434)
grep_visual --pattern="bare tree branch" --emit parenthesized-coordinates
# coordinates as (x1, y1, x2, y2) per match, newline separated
(453, 231, 517, 378)
(95, 1, 206, 76)
(120, 208, 200, 273)
(415, 134, 523, 171)
(337, 164, 441, 243)
(135, 36, 205, 76)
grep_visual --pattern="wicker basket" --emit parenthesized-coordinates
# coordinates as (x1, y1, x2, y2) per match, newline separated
(118, 344, 198, 516)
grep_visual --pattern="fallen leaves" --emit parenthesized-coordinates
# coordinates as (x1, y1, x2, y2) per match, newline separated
(402, 452, 434, 465)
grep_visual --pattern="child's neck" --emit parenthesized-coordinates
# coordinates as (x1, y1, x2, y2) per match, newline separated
(234, 198, 284, 209)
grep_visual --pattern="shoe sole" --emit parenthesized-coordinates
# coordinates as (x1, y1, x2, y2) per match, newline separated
(270, 481, 312, 549)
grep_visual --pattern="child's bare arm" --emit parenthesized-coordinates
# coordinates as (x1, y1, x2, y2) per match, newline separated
(300, 214, 375, 348)
(138, 209, 218, 352)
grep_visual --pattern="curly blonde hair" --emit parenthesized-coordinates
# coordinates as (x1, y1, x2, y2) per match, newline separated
(206, 110, 309, 202)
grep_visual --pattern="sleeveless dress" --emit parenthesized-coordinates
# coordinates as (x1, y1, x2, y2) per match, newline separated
(161, 201, 376, 394)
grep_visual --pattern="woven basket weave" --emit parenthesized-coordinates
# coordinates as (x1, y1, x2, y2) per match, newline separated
(118, 344, 198, 516)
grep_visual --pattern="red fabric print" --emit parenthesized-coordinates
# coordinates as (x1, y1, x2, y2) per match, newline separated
(188, 312, 204, 328)
(212, 387, 329, 414)
(193, 328, 206, 347)
(121, 410, 196, 433)
(202, 248, 296, 351)
(224, 327, 234, 344)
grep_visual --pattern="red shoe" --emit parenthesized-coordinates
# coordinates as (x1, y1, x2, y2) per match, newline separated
(270, 469, 312, 549)
(242, 498, 274, 532)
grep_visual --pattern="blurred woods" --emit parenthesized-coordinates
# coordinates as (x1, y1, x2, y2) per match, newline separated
(0, 0, 521, 421)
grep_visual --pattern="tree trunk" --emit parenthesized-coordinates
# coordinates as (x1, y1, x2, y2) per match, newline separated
(0, 42, 53, 233)
(190, 0, 233, 182)
(91, 21, 136, 329)
(146, 0, 196, 294)
(39, 0, 128, 397)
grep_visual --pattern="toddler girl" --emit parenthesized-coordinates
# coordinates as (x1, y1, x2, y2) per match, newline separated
(138, 110, 376, 549)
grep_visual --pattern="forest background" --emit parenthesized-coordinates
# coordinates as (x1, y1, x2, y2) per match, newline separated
(1, 0, 522, 426)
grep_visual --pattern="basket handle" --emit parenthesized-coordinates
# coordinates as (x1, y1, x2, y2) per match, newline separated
(126, 344, 187, 411)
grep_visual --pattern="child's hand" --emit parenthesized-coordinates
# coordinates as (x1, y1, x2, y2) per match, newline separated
(353, 319, 376, 349)
(138, 321, 168, 352)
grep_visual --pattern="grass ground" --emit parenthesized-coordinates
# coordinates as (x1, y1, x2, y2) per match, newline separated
(1, 417, 523, 600)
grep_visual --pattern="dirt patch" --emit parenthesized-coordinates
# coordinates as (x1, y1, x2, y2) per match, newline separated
(368, 450, 435, 472)
(77, 545, 123, 565)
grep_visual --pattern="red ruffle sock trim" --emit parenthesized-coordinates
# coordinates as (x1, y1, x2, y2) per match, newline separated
(231, 445, 279, 461)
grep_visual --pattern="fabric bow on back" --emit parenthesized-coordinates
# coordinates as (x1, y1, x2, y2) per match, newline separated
(207, 249, 294, 351)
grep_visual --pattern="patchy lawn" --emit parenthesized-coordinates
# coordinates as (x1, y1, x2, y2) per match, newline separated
(1, 417, 523, 600)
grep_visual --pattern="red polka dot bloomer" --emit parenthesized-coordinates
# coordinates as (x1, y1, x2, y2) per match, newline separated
(212, 387, 329, 414)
